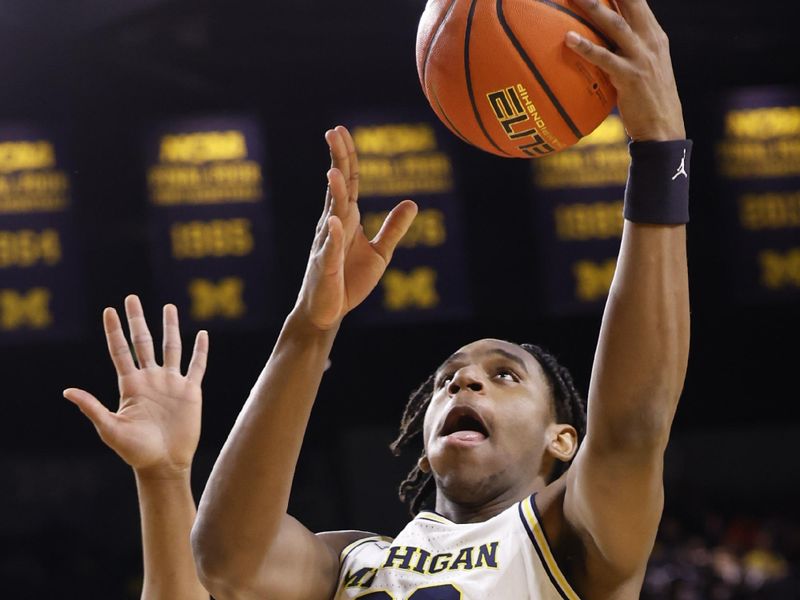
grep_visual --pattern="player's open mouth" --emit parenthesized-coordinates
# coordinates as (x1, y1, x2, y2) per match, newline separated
(439, 405, 490, 443)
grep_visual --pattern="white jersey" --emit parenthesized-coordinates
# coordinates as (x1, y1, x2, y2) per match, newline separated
(334, 494, 580, 600)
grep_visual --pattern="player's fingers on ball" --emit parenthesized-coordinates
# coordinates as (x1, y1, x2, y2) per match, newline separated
(63, 388, 113, 431)
(565, 32, 629, 78)
(573, 0, 635, 51)
(612, 0, 652, 33)
(102, 307, 137, 376)
(645, 22, 670, 53)
(617, 0, 668, 47)
(623, 0, 667, 48)
(124, 295, 157, 368)
(337, 125, 360, 202)
(371, 200, 418, 262)
(162, 304, 182, 372)
(186, 330, 209, 385)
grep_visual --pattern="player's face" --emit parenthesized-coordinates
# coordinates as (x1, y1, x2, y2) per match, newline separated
(422, 339, 558, 506)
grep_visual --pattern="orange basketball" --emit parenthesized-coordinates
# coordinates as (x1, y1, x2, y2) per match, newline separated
(417, 0, 618, 159)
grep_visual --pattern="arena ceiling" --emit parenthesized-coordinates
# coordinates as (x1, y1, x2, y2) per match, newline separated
(1, 0, 797, 114)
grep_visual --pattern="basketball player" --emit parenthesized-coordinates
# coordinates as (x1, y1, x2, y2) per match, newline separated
(192, 0, 691, 597)
(64, 296, 209, 600)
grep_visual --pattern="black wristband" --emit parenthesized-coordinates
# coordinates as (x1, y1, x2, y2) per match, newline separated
(623, 140, 693, 225)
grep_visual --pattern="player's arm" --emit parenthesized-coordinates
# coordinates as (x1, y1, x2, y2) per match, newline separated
(191, 127, 417, 600)
(559, 0, 690, 585)
(64, 297, 209, 600)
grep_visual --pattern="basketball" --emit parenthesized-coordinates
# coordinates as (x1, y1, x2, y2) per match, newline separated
(417, 0, 618, 159)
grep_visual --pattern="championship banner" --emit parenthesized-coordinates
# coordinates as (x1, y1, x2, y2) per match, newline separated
(716, 88, 800, 303)
(144, 115, 274, 330)
(530, 114, 629, 315)
(346, 116, 471, 323)
(0, 123, 83, 343)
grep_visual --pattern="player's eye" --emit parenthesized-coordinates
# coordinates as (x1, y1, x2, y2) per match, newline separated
(436, 372, 454, 388)
(495, 368, 518, 382)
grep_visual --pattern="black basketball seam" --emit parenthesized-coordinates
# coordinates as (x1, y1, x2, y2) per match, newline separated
(465, 0, 512, 156)
(421, 0, 460, 90)
(532, 0, 616, 50)
(496, 0, 584, 140)
(430, 84, 474, 147)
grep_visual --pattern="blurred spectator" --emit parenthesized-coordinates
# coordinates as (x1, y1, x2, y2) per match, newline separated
(643, 513, 800, 599)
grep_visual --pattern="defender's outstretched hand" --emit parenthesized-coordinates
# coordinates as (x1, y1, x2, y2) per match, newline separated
(295, 126, 418, 331)
(64, 296, 209, 478)
(565, 0, 685, 142)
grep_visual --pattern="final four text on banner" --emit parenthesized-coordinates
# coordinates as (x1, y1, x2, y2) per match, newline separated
(348, 116, 471, 323)
(530, 114, 629, 315)
(144, 115, 274, 330)
(0, 123, 83, 343)
(716, 88, 800, 303)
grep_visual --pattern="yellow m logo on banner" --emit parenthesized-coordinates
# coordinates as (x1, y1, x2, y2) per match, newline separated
(382, 267, 440, 311)
(573, 259, 617, 302)
(760, 248, 800, 289)
(0, 288, 53, 330)
(188, 277, 246, 321)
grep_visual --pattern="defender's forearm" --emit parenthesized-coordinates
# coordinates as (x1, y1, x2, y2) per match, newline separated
(588, 222, 690, 450)
(136, 472, 208, 600)
(193, 310, 338, 577)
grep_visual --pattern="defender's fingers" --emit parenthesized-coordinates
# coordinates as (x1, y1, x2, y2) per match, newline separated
(162, 304, 182, 372)
(124, 295, 157, 368)
(371, 200, 418, 262)
(326, 128, 351, 185)
(103, 307, 137, 376)
(186, 330, 209, 385)
(565, 32, 630, 77)
(572, 0, 636, 53)
(316, 186, 333, 233)
(316, 130, 336, 235)
(318, 215, 344, 276)
(312, 197, 335, 255)
(327, 168, 350, 222)
(63, 388, 114, 433)
(336, 125, 360, 202)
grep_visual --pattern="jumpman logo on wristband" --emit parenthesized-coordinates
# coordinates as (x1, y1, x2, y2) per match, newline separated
(672, 149, 688, 180)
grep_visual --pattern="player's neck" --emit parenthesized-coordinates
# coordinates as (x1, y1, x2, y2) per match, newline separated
(434, 477, 547, 524)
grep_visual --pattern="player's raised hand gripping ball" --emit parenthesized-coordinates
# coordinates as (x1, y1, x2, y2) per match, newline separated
(417, 0, 618, 158)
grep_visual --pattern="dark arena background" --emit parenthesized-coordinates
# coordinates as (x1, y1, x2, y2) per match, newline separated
(1, 1, 799, 598)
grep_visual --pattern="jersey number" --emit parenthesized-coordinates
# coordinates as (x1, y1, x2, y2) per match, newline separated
(358, 584, 462, 600)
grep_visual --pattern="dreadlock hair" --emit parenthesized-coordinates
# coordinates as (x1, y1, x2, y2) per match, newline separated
(389, 343, 587, 517)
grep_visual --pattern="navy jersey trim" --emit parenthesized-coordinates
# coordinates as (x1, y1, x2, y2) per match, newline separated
(518, 500, 572, 600)
(416, 510, 455, 525)
(530, 494, 559, 557)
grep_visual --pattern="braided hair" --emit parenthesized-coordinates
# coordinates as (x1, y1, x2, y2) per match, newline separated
(389, 343, 587, 516)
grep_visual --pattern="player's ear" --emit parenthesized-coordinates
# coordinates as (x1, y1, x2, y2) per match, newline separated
(546, 423, 578, 463)
(418, 454, 431, 474)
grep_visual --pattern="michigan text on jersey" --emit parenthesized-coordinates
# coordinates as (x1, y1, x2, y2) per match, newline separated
(344, 542, 500, 589)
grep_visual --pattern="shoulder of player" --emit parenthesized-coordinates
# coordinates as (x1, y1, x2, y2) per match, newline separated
(537, 476, 649, 598)
(531, 477, 571, 545)
(527, 478, 595, 592)
(316, 530, 393, 560)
